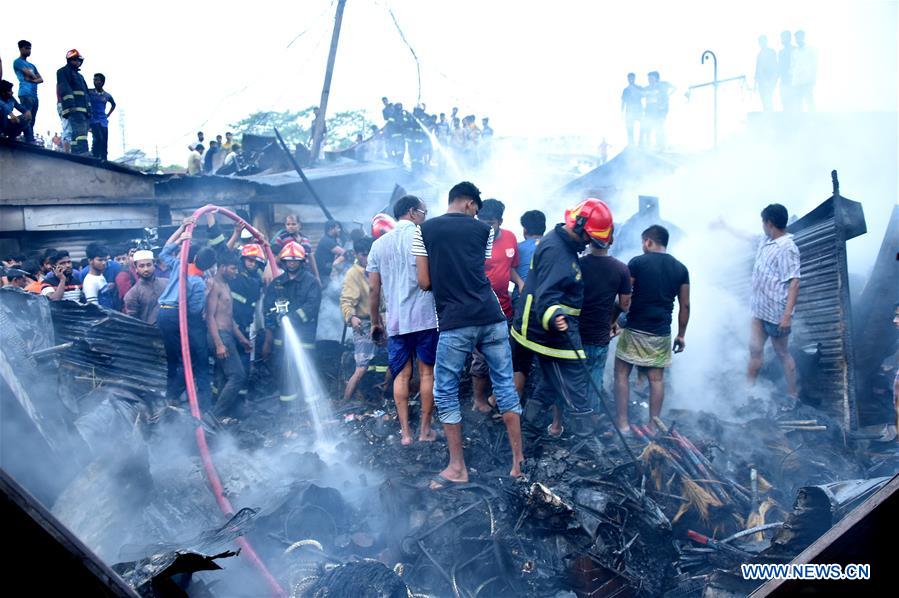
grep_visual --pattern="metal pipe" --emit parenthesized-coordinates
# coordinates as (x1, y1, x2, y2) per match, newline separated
(701, 50, 718, 149)
(272, 127, 335, 222)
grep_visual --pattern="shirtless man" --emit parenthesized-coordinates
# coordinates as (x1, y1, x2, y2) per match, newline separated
(207, 251, 252, 420)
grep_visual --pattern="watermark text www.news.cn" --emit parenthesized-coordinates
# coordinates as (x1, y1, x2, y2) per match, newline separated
(742, 563, 871, 581)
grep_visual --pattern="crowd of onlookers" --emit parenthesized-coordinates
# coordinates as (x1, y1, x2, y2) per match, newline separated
(4, 185, 859, 486)
(186, 130, 244, 176)
(2, 41, 116, 160)
(753, 30, 817, 113)
(0, 212, 386, 423)
(358, 98, 494, 171)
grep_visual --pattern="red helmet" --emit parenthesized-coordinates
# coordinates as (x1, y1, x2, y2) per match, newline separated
(278, 241, 306, 262)
(66, 49, 84, 61)
(564, 198, 613, 247)
(240, 243, 266, 264)
(371, 213, 397, 239)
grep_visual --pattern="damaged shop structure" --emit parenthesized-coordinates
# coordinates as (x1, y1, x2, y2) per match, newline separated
(1, 166, 898, 598)
(0, 136, 429, 260)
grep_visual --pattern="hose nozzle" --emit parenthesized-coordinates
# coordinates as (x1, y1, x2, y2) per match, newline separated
(274, 299, 290, 320)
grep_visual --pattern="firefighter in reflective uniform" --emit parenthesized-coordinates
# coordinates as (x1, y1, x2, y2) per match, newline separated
(262, 241, 322, 404)
(56, 49, 92, 155)
(387, 102, 406, 164)
(408, 107, 428, 171)
(511, 198, 614, 439)
(231, 243, 266, 399)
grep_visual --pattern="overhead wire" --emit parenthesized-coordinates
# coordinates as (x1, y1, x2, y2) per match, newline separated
(154, 0, 337, 153)
(381, 0, 422, 105)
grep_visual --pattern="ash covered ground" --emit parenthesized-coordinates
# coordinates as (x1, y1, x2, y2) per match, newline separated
(32, 344, 895, 598)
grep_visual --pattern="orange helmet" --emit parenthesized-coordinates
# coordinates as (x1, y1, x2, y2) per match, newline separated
(278, 240, 306, 261)
(66, 49, 84, 61)
(240, 243, 266, 264)
(564, 198, 613, 247)
(371, 213, 397, 239)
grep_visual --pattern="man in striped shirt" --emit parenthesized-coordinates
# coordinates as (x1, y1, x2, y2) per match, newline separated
(748, 204, 801, 403)
(41, 250, 83, 302)
(413, 181, 524, 489)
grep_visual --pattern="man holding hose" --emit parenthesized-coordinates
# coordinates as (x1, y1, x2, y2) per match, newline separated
(511, 198, 614, 441)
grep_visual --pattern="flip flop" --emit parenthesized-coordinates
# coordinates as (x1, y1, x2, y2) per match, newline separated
(428, 473, 470, 491)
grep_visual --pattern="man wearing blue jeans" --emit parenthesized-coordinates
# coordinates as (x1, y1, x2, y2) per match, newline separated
(13, 40, 42, 144)
(413, 181, 524, 488)
(156, 217, 217, 411)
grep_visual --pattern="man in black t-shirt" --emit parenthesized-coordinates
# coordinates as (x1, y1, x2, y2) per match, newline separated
(614, 225, 689, 434)
(413, 181, 524, 488)
(315, 220, 345, 282)
(573, 239, 631, 423)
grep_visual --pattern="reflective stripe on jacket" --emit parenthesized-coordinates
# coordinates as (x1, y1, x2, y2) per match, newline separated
(512, 224, 585, 360)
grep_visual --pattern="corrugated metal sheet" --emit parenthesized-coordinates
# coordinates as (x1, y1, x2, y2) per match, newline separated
(48, 300, 168, 408)
(788, 179, 866, 430)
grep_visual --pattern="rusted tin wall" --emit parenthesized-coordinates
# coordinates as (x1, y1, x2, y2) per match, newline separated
(788, 173, 866, 430)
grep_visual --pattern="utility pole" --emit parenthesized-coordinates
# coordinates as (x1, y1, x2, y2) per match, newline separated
(310, 0, 348, 164)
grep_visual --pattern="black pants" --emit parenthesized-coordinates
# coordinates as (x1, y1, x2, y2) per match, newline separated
(91, 123, 108, 160)
(68, 112, 90, 155)
(213, 331, 247, 417)
(158, 308, 213, 411)
(523, 354, 592, 437)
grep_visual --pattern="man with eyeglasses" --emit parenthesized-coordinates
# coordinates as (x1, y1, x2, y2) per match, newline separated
(368, 195, 438, 446)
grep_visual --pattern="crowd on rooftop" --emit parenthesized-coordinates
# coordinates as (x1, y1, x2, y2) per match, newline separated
(358, 98, 494, 171)
(2, 41, 116, 160)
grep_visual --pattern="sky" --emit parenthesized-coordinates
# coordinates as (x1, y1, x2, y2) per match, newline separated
(2, 0, 897, 165)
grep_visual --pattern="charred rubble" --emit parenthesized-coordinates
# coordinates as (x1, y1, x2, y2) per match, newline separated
(1, 187, 898, 597)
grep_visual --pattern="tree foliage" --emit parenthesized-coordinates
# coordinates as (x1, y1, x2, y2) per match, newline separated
(231, 106, 375, 150)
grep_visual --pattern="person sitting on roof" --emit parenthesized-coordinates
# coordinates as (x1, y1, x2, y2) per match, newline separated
(0, 79, 32, 141)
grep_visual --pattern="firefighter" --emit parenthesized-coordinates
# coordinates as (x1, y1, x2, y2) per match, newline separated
(56, 49, 91, 155)
(230, 243, 266, 399)
(262, 241, 322, 404)
(389, 102, 407, 164)
(408, 106, 428, 171)
(511, 198, 614, 439)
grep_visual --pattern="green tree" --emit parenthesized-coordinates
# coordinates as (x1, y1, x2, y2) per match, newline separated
(231, 107, 374, 150)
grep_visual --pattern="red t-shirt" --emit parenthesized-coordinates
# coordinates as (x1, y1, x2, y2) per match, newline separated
(484, 228, 520, 317)
(115, 269, 136, 301)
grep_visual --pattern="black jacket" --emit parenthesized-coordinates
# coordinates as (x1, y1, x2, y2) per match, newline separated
(230, 266, 263, 334)
(263, 268, 321, 346)
(512, 224, 586, 360)
(56, 64, 91, 119)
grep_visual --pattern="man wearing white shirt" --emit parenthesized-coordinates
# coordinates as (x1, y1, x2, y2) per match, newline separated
(82, 242, 112, 306)
(791, 30, 818, 112)
(749, 204, 801, 405)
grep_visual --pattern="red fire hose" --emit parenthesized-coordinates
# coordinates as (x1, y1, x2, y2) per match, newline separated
(178, 205, 285, 597)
